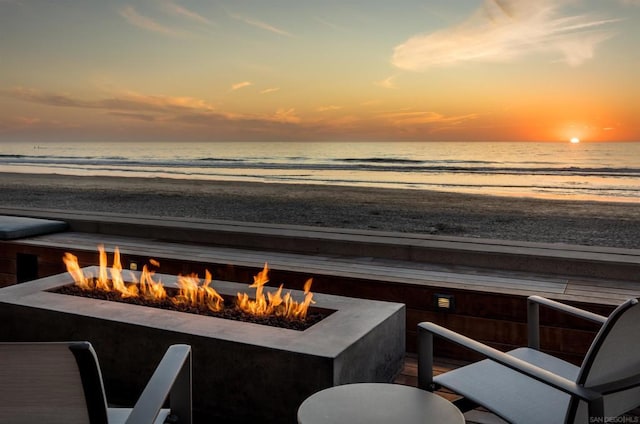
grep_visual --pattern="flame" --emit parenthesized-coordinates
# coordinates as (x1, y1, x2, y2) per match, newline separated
(132, 262, 166, 300)
(172, 270, 224, 312)
(236, 263, 315, 319)
(110, 246, 137, 297)
(63, 247, 315, 321)
(64, 245, 146, 299)
(63, 252, 90, 289)
(290, 278, 315, 319)
(97, 245, 109, 291)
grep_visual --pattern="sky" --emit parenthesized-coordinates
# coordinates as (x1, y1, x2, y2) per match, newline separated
(0, 0, 639, 143)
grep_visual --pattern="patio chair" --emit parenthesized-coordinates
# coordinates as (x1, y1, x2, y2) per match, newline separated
(0, 341, 192, 424)
(418, 295, 640, 424)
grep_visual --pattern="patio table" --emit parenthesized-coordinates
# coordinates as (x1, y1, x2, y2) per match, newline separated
(297, 382, 465, 424)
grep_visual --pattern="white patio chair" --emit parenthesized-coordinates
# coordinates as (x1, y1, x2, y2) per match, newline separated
(418, 295, 640, 424)
(0, 341, 192, 424)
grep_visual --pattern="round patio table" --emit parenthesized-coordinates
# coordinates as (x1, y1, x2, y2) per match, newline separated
(297, 383, 465, 424)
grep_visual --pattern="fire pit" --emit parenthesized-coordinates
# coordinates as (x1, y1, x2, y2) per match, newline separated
(56, 246, 327, 331)
(0, 249, 405, 423)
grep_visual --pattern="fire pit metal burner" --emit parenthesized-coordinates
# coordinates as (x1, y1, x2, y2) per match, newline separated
(0, 266, 405, 424)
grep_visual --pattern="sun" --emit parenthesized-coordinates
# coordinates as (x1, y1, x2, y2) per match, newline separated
(570, 137, 580, 144)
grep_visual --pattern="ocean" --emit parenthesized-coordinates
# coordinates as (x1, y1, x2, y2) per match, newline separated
(1, 141, 639, 203)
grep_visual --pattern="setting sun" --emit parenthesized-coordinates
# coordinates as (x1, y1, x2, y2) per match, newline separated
(570, 137, 580, 144)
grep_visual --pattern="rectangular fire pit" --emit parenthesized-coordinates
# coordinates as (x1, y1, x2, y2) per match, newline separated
(0, 266, 405, 423)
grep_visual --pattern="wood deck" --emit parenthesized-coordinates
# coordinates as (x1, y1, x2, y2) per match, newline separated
(7, 231, 640, 306)
(2, 207, 640, 281)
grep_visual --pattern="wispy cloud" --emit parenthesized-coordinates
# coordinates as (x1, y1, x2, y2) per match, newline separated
(231, 81, 252, 91)
(162, 1, 213, 26)
(360, 100, 382, 107)
(119, 5, 184, 37)
(381, 110, 479, 127)
(107, 112, 158, 122)
(1, 86, 304, 134)
(1, 87, 217, 114)
(393, 0, 620, 70)
(0, 115, 77, 132)
(316, 105, 343, 112)
(260, 87, 280, 94)
(268, 108, 301, 124)
(0, 116, 40, 130)
(230, 13, 293, 37)
(375, 75, 398, 89)
(314, 17, 342, 31)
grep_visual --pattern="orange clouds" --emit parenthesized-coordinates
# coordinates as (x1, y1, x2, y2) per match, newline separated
(1, 84, 636, 142)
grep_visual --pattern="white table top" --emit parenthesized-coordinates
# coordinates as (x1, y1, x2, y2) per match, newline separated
(297, 383, 465, 424)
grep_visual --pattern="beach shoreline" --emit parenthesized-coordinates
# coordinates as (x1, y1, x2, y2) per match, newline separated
(1, 172, 639, 249)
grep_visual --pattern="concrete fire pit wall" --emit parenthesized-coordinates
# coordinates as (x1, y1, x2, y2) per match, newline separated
(0, 268, 405, 423)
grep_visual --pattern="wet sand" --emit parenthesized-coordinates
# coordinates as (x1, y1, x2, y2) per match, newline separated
(1, 172, 639, 249)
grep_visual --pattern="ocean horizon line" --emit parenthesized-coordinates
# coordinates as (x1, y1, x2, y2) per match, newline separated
(1, 140, 639, 204)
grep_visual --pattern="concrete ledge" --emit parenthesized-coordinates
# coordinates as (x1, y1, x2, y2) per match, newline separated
(1, 207, 639, 281)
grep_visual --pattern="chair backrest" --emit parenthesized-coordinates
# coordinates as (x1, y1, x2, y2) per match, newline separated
(569, 298, 640, 423)
(0, 342, 109, 424)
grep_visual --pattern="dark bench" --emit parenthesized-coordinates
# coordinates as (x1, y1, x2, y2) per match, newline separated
(0, 215, 67, 240)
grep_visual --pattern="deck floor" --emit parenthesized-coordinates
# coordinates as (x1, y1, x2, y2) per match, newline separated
(14, 231, 640, 305)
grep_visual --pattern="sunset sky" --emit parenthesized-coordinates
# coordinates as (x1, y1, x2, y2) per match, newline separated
(1, 0, 638, 142)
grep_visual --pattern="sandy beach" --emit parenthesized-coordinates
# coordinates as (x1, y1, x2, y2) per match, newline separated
(1, 172, 639, 249)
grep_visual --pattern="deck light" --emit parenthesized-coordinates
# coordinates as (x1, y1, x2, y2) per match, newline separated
(434, 294, 455, 312)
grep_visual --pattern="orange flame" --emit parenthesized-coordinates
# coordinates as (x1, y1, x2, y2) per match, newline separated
(63, 247, 315, 321)
(172, 270, 224, 312)
(63, 252, 90, 289)
(64, 245, 146, 299)
(130, 261, 166, 300)
(236, 263, 315, 319)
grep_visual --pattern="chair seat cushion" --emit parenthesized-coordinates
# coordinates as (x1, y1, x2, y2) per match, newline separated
(434, 347, 580, 424)
(0, 215, 67, 240)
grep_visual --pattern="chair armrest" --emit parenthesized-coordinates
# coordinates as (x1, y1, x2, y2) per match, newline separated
(125, 344, 192, 424)
(527, 295, 607, 349)
(417, 322, 605, 418)
(591, 372, 640, 396)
